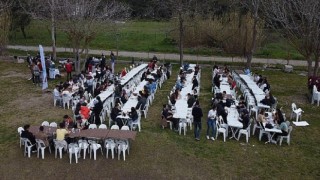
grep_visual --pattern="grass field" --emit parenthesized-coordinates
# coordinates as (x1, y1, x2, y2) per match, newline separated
(9, 20, 304, 60)
(0, 58, 319, 179)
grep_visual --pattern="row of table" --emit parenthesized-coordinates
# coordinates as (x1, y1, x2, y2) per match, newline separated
(29, 126, 137, 141)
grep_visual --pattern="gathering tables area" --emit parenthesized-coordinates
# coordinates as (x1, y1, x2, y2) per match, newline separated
(120, 64, 148, 86)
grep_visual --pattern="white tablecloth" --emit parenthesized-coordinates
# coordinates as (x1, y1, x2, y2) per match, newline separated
(121, 81, 148, 112)
(120, 64, 148, 86)
(88, 85, 114, 108)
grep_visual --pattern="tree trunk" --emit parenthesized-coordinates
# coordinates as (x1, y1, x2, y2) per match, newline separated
(21, 26, 27, 39)
(179, 12, 184, 66)
(307, 56, 313, 76)
(247, 4, 259, 69)
(50, 0, 56, 61)
(314, 56, 319, 76)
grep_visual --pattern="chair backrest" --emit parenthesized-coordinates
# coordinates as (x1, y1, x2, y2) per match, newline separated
(111, 125, 119, 130)
(121, 126, 130, 130)
(41, 121, 49, 126)
(18, 127, 24, 135)
(36, 139, 46, 148)
(98, 124, 107, 129)
(287, 126, 293, 136)
(88, 124, 97, 129)
(49, 122, 57, 127)
(291, 103, 297, 111)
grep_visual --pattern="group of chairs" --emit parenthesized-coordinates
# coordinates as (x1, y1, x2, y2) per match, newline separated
(18, 123, 132, 163)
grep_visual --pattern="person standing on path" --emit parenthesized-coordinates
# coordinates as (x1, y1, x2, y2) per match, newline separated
(192, 100, 203, 141)
(110, 51, 116, 73)
(65, 59, 73, 81)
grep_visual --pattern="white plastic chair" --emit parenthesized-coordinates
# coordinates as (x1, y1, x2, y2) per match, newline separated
(237, 119, 252, 143)
(117, 141, 128, 161)
(252, 119, 263, 135)
(218, 116, 228, 136)
(105, 139, 116, 159)
(215, 120, 227, 142)
(88, 140, 103, 160)
(249, 105, 258, 120)
(111, 125, 119, 130)
(98, 124, 107, 129)
(36, 139, 51, 159)
(53, 139, 64, 159)
(62, 94, 72, 109)
(18, 127, 24, 148)
(49, 122, 57, 127)
(78, 139, 89, 159)
(53, 94, 62, 107)
(23, 138, 35, 158)
(178, 119, 187, 136)
(290, 103, 303, 122)
(41, 121, 49, 126)
(88, 124, 97, 129)
(311, 85, 320, 106)
(141, 102, 149, 119)
(279, 126, 293, 146)
(121, 125, 130, 130)
(68, 143, 80, 164)
(130, 113, 141, 132)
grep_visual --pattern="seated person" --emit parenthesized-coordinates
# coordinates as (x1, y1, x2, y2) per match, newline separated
(136, 91, 147, 110)
(260, 95, 272, 107)
(80, 102, 90, 120)
(273, 108, 285, 125)
(75, 116, 88, 130)
(274, 118, 289, 140)
(162, 104, 178, 130)
(63, 115, 74, 128)
(21, 124, 37, 152)
(216, 101, 227, 124)
(213, 74, 221, 88)
(120, 89, 128, 104)
(257, 109, 267, 124)
(187, 93, 196, 108)
(239, 109, 250, 129)
(111, 103, 121, 124)
(55, 122, 70, 151)
(128, 107, 139, 128)
(192, 76, 198, 90)
(35, 126, 50, 147)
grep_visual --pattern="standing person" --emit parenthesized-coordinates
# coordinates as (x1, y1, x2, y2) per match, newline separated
(207, 104, 217, 141)
(33, 62, 41, 86)
(192, 76, 199, 90)
(110, 51, 115, 73)
(92, 96, 103, 125)
(65, 59, 73, 81)
(192, 100, 203, 141)
(100, 53, 106, 69)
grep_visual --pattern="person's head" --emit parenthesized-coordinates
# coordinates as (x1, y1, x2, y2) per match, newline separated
(260, 109, 265, 115)
(96, 96, 101, 102)
(131, 107, 136, 112)
(24, 124, 30, 131)
(59, 122, 65, 128)
(163, 104, 167, 109)
(63, 115, 69, 119)
(67, 59, 70, 63)
(195, 100, 200, 106)
(212, 104, 216, 110)
(39, 126, 44, 132)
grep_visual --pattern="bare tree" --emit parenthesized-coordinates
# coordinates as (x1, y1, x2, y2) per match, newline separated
(0, 0, 12, 55)
(241, 0, 261, 68)
(19, 0, 58, 61)
(262, 0, 320, 76)
(54, 0, 130, 73)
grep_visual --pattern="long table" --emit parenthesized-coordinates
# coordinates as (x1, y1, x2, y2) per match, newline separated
(88, 84, 115, 108)
(29, 126, 137, 140)
(120, 64, 148, 86)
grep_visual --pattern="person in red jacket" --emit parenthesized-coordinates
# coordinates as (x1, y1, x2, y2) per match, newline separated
(65, 59, 73, 81)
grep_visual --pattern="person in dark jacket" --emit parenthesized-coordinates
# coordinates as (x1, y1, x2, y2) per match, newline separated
(240, 109, 250, 129)
(187, 93, 196, 108)
(192, 100, 203, 141)
(21, 124, 37, 151)
(92, 96, 103, 125)
(192, 76, 198, 90)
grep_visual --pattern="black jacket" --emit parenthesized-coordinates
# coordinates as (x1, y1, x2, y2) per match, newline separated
(192, 106, 203, 122)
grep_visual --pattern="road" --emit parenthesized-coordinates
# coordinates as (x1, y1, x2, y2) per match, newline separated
(7, 45, 309, 66)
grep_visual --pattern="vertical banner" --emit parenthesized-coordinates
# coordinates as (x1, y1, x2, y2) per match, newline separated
(39, 45, 48, 90)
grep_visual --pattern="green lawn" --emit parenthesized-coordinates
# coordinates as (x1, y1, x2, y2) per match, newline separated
(0, 59, 318, 178)
(9, 20, 305, 60)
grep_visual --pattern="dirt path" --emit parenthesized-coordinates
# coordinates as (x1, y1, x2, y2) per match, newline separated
(8, 45, 309, 66)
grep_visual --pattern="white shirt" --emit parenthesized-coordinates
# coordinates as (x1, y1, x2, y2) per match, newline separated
(54, 88, 61, 97)
(208, 109, 217, 119)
